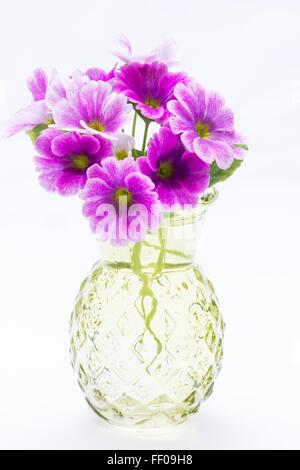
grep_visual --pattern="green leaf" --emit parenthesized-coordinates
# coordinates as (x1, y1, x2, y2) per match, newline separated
(209, 159, 243, 187)
(26, 124, 49, 144)
(234, 143, 249, 151)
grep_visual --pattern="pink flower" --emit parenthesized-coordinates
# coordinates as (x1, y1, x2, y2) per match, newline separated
(5, 67, 119, 138)
(5, 68, 52, 137)
(81, 157, 161, 242)
(115, 61, 187, 122)
(138, 128, 210, 207)
(168, 81, 245, 169)
(52, 80, 132, 137)
(35, 129, 113, 196)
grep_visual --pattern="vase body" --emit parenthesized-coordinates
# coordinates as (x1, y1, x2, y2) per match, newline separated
(69, 189, 224, 428)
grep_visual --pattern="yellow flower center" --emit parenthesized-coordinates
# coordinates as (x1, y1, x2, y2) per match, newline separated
(115, 188, 132, 205)
(115, 149, 128, 160)
(45, 116, 55, 125)
(88, 119, 105, 132)
(158, 161, 173, 180)
(73, 154, 89, 170)
(196, 121, 211, 138)
(145, 97, 160, 109)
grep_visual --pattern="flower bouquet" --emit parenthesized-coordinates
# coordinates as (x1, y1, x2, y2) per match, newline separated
(6, 37, 247, 428)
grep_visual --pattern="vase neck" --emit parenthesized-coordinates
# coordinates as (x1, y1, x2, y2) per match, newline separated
(97, 187, 218, 273)
(99, 227, 196, 272)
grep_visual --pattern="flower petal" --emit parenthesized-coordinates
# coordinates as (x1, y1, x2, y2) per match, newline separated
(46, 70, 66, 109)
(4, 100, 49, 137)
(56, 172, 86, 196)
(126, 172, 155, 193)
(27, 68, 48, 101)
(181, 131, 196, 152)
(167, 99, 194, 124)
(51, 133, 81, 156)
(137, 156, 156, 180)
(205, 91, 225, 120)
(85, 67, 116, 82)
(79, 81, 112, 123)
(35, 129, 62, 157)
(178, 152, 210, 193)
(207, 139, 234, 169)
(169, 116, 191, 135)
(174, 82, 204, 117)
(212, 107, 234, 132)
(136, 103, 164, 120)
(193, 137, 215, 164)
(103, 94, 132, 132)
(52, 98, 82, 129)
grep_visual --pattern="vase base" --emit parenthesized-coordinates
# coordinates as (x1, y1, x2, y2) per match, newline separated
(86, 397, 199, 429)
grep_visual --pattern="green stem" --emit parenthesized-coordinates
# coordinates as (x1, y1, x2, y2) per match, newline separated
(156, 227, 166, 274)
(142, 121, 150, 154)
(142, 241, 190, 260)
(131, 239, 163, 360)
(132, 112, 138, 138)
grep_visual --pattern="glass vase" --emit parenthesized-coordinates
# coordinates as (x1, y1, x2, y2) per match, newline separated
(69, 188, 224, 428)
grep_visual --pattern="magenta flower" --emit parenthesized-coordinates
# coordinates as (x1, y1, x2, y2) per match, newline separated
(34, 129, 113, 196)
(52, 80, 131, 136)
(115, 61, 187, 122)
(5, 68, 51, 137)
(138, 128, 210, 207)
(168, 81, 245, 169)
(81, 157, 161, 242)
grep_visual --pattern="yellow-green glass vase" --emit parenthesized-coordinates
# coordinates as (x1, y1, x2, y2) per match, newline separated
(69, 188, 224, 428)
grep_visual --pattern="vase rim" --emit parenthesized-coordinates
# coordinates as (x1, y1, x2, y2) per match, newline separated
(162, 186, 218, 226)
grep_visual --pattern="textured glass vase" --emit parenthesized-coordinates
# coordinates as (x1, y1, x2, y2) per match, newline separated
(69, 188, 224, 428)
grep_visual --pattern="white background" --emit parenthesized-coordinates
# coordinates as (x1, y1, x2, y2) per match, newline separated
(0, 0, 300, 450)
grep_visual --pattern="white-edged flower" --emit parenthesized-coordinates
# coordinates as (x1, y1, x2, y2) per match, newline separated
(113, 133, 135, 160)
